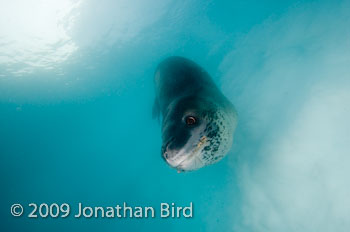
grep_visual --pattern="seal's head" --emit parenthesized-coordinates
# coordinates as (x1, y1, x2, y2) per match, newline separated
(161, 95, 236, 172)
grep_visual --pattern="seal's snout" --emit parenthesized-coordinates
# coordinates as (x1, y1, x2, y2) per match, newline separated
(161, 145, 167, 158)
(162, 142, 175, 160)
(161, 138, 185, 169)
(162, 148, 170, 160)
(161, 139, 172, 161)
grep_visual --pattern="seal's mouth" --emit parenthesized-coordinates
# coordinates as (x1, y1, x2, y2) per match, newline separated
(162, 136, 207, 171)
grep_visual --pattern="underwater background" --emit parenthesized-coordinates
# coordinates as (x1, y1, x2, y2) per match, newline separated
(1, 0, 350, 231)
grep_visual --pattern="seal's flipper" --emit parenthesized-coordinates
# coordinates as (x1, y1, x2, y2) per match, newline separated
(152, 98, 160, 122)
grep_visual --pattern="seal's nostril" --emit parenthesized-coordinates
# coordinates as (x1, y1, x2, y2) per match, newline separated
(162, 137, 174, 159)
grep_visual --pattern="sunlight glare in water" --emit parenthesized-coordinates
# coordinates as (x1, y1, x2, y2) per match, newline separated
(0, 0, 81, 75)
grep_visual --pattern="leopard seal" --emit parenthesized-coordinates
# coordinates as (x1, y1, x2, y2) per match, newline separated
(153, 56, 238, 172)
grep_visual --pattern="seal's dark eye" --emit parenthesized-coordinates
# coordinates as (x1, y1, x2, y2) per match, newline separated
(185, 116, 197, 125)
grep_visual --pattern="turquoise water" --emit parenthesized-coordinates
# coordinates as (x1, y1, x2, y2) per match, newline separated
(1, 0, 350, 231)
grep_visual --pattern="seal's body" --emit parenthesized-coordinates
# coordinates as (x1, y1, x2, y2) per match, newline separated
(153, 56, 237, 172)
